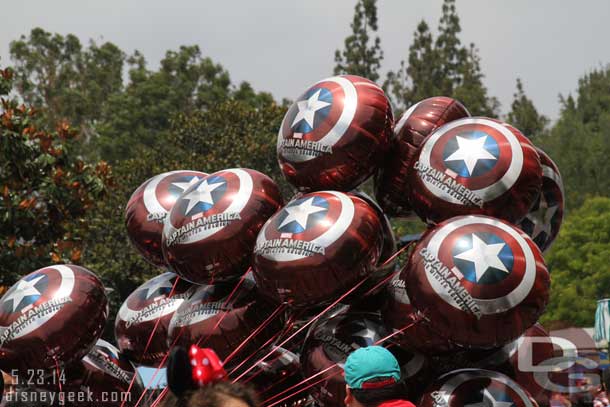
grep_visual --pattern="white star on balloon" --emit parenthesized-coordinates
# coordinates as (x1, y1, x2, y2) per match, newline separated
(279, 197, 327, 230)
(291, 89, 331, 129)
(445, 134, 497, 176)
(526, 192, 558, 239)
(3, 275, 46, 312)
(181, 178, 225, 215)
(465, 389, 514, 407)
(454, 234, 510, 283)
(140, 275, 174, 300)
(171, 176, 201, 192)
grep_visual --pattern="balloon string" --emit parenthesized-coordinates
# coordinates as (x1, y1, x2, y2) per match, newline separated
(150, 387, 168, 407)
(223, 302, 288, 365)
(133, 326, 187, 407)
(266, 369, 341, 407)
(122, 276, 182, 407)
(232, 276, 370, 383)
(227, 315, 295, 377)
(262, 318, 420, 407)
(262, 361, 339, 405)
(140, 276, 181, 364)
(53, 356, 64, 404)
(239, 345, 293, 386)
(380, 239, 415, 268)
(195, 268, 251, 348)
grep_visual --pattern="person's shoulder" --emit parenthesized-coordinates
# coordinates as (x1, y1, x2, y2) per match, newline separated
(377, 399, 417, 407)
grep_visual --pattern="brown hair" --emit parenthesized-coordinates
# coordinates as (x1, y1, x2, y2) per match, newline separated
(186, 382, 260, 407)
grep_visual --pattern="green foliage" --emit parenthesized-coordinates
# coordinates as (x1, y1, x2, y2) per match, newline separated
(541, 197, 610, 327)
(9, 28, 273, 164)
(0, 67, 110, 284)
(537, 66, 610, 208)
(506, 78, 549, 139)
(384, 0, 499, 116)
(94, 45, 234, 161)
(10, 28, 125, 135)
(334, 0, 383, 82)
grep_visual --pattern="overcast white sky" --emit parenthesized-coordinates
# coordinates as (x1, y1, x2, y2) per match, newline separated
(2, 0, 609, 120)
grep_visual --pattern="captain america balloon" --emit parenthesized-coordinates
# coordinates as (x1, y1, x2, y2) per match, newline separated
(0, 265, 108, 374)
(125, 170, 208, 267)
(517, 148, 564, 253)
(402, 215, 550, 349)
(253, 191, 384, 307)
(58, 339, 144, 406)
(162, 168, 282, 284)
(376, 96, 470, 217)
(115, 272, 193, 367)
(419, 369, 538, 407)
(167, 278, 282, 369)
(408, 117, 542, 224)
(383, 274, 455, 354)
(277, 75, 393, 192)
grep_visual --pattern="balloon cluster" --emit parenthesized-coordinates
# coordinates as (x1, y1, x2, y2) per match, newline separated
(0, 75, 576, 406)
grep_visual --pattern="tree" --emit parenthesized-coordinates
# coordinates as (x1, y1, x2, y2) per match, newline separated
(9, 28, 125, 138)
(10, 29, 274, 164)
(506, 78, 549, 139)
(541, 197, 610, 327)
(385, 0, 499, 116)
(334, 0, 383, 82)
(538, 66, 610, 208)
(0, 67, 110, 284)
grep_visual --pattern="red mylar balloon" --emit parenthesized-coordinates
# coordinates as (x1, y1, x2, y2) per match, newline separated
(0, 265, 108, 374)
(125, 170, 208, 267)
(301, 310, 394, 407)
(277, 75, 393, 192)
(253, 191, 384, 308)
(407, 117, 542, 224)
(348, 191, 398, 296)
(517, 148, 564, 253)
(114, 272, 193, 367)
(376, 97, 470, 217)
(419, 369, 538, 407)
(383, 274, 455, 354)
(242, 347, 308, 407)
(167, 278, 282, 369)
(402, 215, 550, 349)
(162, 168, 282, 284)
(53, 339, 144, 406)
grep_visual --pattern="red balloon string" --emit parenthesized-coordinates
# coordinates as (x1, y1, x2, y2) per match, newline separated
(239, 346, 291, 386)
(121, 276, 182, 407)
(374, 315, 422, 345)
(195, 268, 251, 348)
(232, 276, 370, 383)
(140, 276, 181, 364)
(227, 315, 295, 377)
(262, 361, 339, 405)
(223, 302, 288, 365)
(52, 356, 64, 405)
(380, 239, 415, 268)
(262, 317, 421, 407)
(150, 386, 169, 407)
(267, 369, 340, 407)
(133, 327, 188, 407)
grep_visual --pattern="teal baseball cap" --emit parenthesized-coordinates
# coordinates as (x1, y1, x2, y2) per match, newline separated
(344, 346, 401, 389)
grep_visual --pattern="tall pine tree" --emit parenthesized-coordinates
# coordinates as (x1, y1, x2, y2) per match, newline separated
(385, 0, 498, 116)
(334, 0, 383, 82)
(506, 78, 549, 139)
